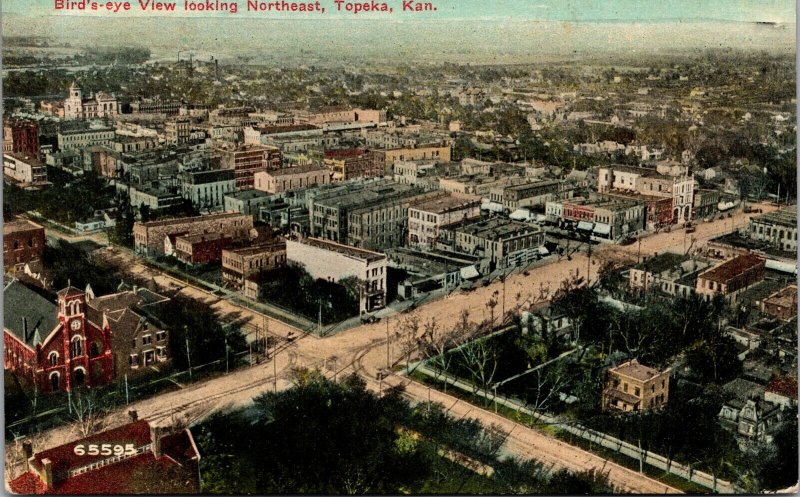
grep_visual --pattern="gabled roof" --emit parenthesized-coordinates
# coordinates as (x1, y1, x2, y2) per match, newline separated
(56, 286, 84, 299)
(3, 280, 58, 346)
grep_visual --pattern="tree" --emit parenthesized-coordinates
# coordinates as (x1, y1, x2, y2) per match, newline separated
(458, 337, 500, 403)
(69, 390, 108, 437)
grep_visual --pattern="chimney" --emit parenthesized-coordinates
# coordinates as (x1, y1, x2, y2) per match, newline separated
(22, 441, 33, 471)
(41, 458, 54, 490)
(150, 424, 163, 458)
(128, 409, 138, 422)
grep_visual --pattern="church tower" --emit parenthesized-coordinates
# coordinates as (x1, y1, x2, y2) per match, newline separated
(65, 82, 83, 119)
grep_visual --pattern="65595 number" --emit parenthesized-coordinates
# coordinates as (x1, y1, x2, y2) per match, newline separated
(73, 444, 136, 456)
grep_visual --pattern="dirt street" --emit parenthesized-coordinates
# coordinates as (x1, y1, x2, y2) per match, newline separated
(11, 206, 775, 492)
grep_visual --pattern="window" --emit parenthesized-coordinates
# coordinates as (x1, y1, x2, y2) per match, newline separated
(71, 337, 84, 358)
(129, 354, 139, 368)
(634, 387, 641, 397)
(623, 383, 628, 393)
(142, 335, 152, 345)
(48, 351, 59, 366)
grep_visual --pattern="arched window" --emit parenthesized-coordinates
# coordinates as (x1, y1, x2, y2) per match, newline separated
(71, 336, 84, 358)
(48, 351, 59, 366)
(50, 372, 60, 391)
(73, 368, 85, 387)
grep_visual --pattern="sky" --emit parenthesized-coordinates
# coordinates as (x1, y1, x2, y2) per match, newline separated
(2, 0, 795, 62)
(2, 0, 796, 22)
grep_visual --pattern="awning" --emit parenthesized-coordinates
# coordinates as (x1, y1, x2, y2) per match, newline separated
(593, 223, 611, 235)
(577, 221, 594, 231)
(460, 265, 480, 280)
(537, 246, 550, 256)
(509, 209, 530, 221)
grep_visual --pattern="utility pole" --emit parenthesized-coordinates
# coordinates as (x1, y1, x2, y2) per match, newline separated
(124, 374, 129, 405)
(386, 318, 390, 369)
(185, 334, 192, 382)
(318, 300, 322, 334)
(225, 334, 229, 374)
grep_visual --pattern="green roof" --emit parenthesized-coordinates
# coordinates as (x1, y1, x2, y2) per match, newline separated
(635, 252, 689, 275)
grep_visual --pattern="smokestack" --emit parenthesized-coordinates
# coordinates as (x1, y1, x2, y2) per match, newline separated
(41, 458, 53, 489)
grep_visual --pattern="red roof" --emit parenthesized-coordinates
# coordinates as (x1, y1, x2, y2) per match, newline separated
(699, 253, 765, 284)
(10, 421, 201, 495)
(30, 420, 152, 475)
(767, 375, 798, 400)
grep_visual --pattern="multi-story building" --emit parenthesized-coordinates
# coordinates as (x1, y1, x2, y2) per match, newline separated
(165, 118, 191, 145)
(64, 82, 119, 120)
(309, 180, 435, 250)
(130, 97, 184, 115)
(549, 196, 646, 241)
(4, 284, 113, 394)
(748, 207, 797, 253)
(173, 233, 232, 265)
(86, 286, 171, 378)
(57, 127, 116, 152)
(127, 184, 183, 212)
(133, 212, 253, 257)
(286, 237, 387, 314)
(696, 253, 766, 303)
(84, 146, 120, 178)
(628, 252, 715, 298)
(597, 165, 694, 225)
(501, 180, 564, 210)
(221, 242, 287, 288)
(223, 190, 274, 218)
(3, 119, 39, 156)
(254, 164, 332, 193)
(3, 219, 46, 268)
(112, 135, 158, 154)
(323, 148, 384, 181)
(179, 169, 236, 210)
(219, 144, 282, 190)
(408, 193, 482, 249)
(8, 420, 201, 494)
(3, 152, 48, 188)
(602, 359, 670, 412)
(444, 218, 545, 267)
(377, 142, 451, 167)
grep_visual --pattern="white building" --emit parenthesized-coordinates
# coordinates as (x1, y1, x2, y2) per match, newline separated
(286, 237, 387, 314)
(64, 82, 119, 120)
(57, 127, 116, 152)
(408, 193, 481, 249)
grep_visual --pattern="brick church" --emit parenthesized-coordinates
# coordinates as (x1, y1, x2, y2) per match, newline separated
(3, 283, 114, 393)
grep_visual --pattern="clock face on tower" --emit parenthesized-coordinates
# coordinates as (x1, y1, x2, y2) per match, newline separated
(70, 319, 82, 331)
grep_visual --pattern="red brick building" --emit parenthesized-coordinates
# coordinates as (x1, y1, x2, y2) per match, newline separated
(3, 118, 40, 156)
(174, 233, 233, 265)
(220, 144, 282, 190)
(3, 283, 114, 393)
(3, 219, 46, 268)
(696, 253, 766, 303)
(323, 148, 384, 181)
(8, 420, 201, 494)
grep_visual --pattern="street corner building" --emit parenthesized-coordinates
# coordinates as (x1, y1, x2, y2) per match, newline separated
(7, 420, 201, 494)
(3, 284, 114, 393)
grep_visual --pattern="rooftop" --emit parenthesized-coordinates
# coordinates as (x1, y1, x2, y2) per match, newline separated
(635, 252, 690, 274)
(292, 237, 386, 263)
(699, 253, 765, 284)
(410, 193, 481, 214)
(610, 359, 665, 381)
(3, 280, 58, 346)
(763, 284, 797, 309)
(453, 217, 541, 240)
(224, 241, 286, 257)
(137, 211, 248, 228)
(752, 206, 797, 228)
(265, 164, 329, 176)
(3, 218, 44, 235)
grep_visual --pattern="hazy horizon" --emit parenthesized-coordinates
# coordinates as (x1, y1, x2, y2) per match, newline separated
(3, 14, 796, 66)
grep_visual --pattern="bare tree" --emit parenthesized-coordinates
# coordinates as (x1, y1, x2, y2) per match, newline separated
(458, 337, 500, 404)
(526, 365, 568, 413)
(70, 390, 108, 438)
